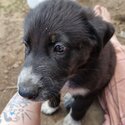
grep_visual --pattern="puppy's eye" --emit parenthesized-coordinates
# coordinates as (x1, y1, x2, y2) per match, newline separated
(54, 43, 66, 54)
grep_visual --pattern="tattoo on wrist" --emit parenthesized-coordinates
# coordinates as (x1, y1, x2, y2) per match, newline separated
(1, 93, 34, 124)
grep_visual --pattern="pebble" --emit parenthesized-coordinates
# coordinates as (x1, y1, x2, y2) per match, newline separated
(1, 53, 7, 59)
(4, 70, 9, 74)
(11, 82, 16, 85)
(18, 60, 22, 65)
(8, 67, 11, 70)
(13, 63, 19, 68)
(120, 31, 125, 38)
(4, 75, 8, 79)
(2, 80, 7, 84)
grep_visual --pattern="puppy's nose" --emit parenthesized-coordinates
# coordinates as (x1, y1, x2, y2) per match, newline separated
(19, 85, 39, 99)
(18, 66, 41, 99)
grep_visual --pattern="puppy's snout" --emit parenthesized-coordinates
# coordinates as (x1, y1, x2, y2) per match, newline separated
(19, 85, 39, 99)
(18, 66, 41, 99)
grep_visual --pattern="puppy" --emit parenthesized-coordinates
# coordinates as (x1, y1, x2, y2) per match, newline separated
(18, 0, 116, 125)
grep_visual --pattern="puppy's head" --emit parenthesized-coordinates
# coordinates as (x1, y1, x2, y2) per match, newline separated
(18, 0, 114, 101)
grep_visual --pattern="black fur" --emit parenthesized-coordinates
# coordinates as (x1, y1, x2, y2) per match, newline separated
(18, 0, 116, 122)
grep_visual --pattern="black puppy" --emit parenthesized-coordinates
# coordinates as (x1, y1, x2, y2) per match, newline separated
(18, 0, 116, 124)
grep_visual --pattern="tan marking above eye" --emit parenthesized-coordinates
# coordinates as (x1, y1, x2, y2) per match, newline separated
(51, 34, 56, 43)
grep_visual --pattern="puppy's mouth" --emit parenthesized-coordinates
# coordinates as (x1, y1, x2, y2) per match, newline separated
(18, 86, 54, 102)
(18, 66, 65, 101)
(18, 82, 61, 102)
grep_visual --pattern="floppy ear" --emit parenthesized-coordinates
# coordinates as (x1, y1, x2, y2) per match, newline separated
(81, 7, 115, 53)
(88, 16, 115, 46)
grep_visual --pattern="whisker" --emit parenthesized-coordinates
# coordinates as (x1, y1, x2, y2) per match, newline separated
(46, 77, 55, 86)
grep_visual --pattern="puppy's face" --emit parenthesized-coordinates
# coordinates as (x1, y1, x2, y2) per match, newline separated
(18, 0, 114, 101)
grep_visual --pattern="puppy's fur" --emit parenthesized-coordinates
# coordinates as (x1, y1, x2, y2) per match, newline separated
(18, 0, 116, 124)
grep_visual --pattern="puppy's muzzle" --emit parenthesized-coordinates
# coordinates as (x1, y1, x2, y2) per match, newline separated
(17, 66, 41, 99)
(19, 84, 39, 99)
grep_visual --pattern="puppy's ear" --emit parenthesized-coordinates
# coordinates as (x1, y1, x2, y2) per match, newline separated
(88, 16, 115, 46)
(81, 8, 115, 53)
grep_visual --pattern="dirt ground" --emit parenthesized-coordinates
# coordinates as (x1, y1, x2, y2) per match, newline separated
(0, 0, 125, 125)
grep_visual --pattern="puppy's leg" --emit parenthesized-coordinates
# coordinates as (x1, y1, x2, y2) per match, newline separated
(64, 92, 74, 111)
(63, 109, 81, 125)
(63, 93, 96, 125)
(41, 94, 60, 115)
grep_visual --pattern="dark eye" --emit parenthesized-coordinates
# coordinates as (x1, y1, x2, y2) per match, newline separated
(54, 43, 66, 54)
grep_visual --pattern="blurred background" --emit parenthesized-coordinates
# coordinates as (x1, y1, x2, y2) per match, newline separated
(0, 0, 125, 125)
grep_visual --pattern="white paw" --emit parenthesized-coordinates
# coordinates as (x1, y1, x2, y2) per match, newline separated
(64, 93, 74, 109)
(41, 100, 59, 115)
(64, 93, 73, 102)
(63, 113, 81, 125)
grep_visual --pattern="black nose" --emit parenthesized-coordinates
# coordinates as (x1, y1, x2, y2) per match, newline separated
(19, 85, 39, 99)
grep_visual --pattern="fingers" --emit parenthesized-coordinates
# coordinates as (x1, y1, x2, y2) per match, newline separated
(94, 5, 102, 16)
(94, 5, 111, 22)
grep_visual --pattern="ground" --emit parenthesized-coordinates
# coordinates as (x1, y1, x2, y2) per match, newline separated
(0, 0, 125, 125)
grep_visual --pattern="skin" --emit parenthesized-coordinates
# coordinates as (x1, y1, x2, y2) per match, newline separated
(0, 93, 41, 125)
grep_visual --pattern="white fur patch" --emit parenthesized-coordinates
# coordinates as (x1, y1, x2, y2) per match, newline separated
(41, 100, 59, 115)
(17, 67, 40, 87)
(64, 93, 74, 102)
(63, 109, 81, 125)
(68, 88, 90, 96)
(61, 81, 90, 96)
(64, 92, 74, 108)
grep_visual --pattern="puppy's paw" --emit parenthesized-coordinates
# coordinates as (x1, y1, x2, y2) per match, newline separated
(63, 113, 81, 125)
(64, 93, 74, 110)
(41, 100, 59, 115)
